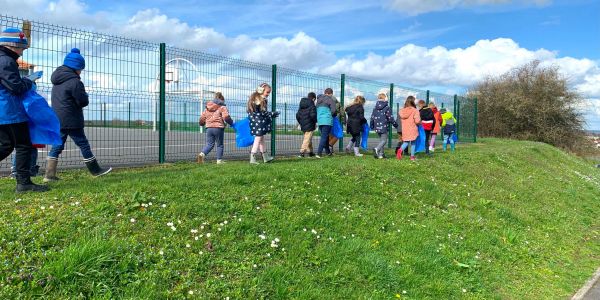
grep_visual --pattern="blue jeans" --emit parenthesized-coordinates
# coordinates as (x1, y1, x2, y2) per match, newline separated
(443, 133, 455, 151)
(202, 128, 225, 160)
(400, 140, 416, 157)
(11, 148, 39, 176)
(48, 128, 95, 160)
(317, 125, 332, 155)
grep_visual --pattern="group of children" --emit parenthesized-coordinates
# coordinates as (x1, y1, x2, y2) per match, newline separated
(1, 27, 111, 193)
(196, 86, 457, 164)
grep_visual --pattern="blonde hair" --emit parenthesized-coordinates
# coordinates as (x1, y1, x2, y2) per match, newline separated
(350, 95, 366, 106)
(247, 92, 267, 113)
(247, 84, 271, 113)
(377, 93, 387, 100)
(428, 102, 437, 108)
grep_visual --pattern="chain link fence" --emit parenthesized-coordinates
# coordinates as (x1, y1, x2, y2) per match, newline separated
(0, 15, 477, 174)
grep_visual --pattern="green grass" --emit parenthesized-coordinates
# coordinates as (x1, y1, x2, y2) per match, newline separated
(1, 139, 598, 299)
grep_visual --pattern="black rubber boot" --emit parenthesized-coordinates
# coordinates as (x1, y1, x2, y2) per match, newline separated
(16, 176, 49, 193)
(85, 159, 112, 177)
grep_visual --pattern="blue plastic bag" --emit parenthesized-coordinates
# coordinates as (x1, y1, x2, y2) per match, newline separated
(361, 123, 370, 150)
(232, 118, 254, 147)
(21, 90, 62, 146)
(414, 125, 426, 153)
(453, 133, 458, 143)
(332, 118, 344, 139)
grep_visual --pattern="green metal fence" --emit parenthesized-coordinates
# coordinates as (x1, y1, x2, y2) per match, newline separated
(0, 14, 478, 173)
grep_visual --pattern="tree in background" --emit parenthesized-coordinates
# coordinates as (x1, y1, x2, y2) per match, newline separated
(472, 60, 589, 152)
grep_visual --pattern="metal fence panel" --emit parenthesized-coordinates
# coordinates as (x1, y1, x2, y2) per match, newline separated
(0, 14, 478, 174)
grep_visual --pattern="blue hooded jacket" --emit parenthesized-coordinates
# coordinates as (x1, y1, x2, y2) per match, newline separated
(0, 46, 33, 125)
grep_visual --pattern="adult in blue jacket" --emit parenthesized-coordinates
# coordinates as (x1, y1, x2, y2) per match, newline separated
(44, 48, 112, 182)
(0, 28, 49, 193)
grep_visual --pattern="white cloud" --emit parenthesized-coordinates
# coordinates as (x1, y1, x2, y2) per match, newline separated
(118, 9, 333, 69)
(387, 0, 551, 16)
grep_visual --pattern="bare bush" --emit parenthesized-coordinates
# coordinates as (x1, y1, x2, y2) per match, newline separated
(471, 60, 589, 152)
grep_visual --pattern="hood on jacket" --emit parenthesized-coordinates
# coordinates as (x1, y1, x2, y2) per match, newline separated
(317, 94, 332, 104)
(51, 65, 80, 85)
(375, 100, 388, 111)
(400, 107, 416, 120)
(206, 99, 225, 112)
(299, 97, 315, 109)
(0, 46, 20, 60)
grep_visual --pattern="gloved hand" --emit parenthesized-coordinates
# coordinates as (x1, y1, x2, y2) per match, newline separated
(25, 71, 43, 82)
(272, 111, 280, 118)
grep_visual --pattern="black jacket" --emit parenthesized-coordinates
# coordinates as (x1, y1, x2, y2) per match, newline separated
(419, 107, 436, 131)
(51, 65, 89, 129)
(345, 104, 366, 136)
(296, 97, 317, 132)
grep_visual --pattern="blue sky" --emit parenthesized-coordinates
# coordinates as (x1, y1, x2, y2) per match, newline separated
(85, 0, 599, 60)
(3, 0, 599, 129)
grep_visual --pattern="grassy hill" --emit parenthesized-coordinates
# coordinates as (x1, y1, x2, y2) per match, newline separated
(0, 139, 598, 299)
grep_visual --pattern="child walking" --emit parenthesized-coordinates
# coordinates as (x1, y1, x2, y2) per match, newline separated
(296, 92, 317, 157)
(397, 96, 421, 161)
(418, 99, 435, 155)
(247, 83, 279, 164)
(344, 95, 367, 157)
(440, 108, 457, 151)
(370, 93, 397, 159)
(315, 88, 337, 158)
(45, 48, 112, 182)
(197, 92, 233, 164)
(429, 102, 442, 152)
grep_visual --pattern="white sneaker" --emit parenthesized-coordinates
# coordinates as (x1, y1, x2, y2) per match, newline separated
(315, 155, 322, 159)
(216, 160, 224, 164)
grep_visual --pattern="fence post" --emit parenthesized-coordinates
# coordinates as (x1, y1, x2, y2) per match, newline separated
(159, 43, 166, 164)
(456, 96, 461, 142)
(284, 102, 287, 133)
(103, 102, 107, 127)
(339, 74, 345, 152)
(183, 102, 187, 130)
(271, 64, 277, 157)
(426, 90, 430, 106)
(453, 94, 457, 115)
(128, 102, 131, 128)
(388, 83, 394, 148)
(473, 97, 478, 143)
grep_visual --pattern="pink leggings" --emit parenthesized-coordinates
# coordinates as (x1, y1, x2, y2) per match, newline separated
(430, 133, 437, 148)
(251, 135, 266, 154)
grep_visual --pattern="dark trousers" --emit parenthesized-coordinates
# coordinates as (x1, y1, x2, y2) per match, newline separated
(424, 130, 432, 154)
(48, 128, 95, 160)
(0, 122, 33, 184)
(317, 125, 332, 155)
(202, 128, 225, 160)
(11, 148, 39, 176)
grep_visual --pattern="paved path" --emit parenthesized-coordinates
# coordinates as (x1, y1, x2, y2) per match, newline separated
(0, 127, 390, 174)
(572, 267, 600, 300)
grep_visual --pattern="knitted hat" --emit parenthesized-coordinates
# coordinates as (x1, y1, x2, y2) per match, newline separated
(63, 48, 85, 70)
(0, 28, 29, 49)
